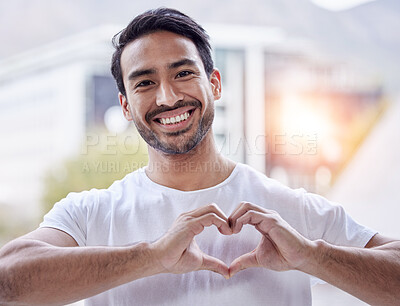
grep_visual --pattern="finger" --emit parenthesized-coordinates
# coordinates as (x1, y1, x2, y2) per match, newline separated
(228, 201, 247, 221)
(235, 211, 279, 235)
(229, 250, 259, 278)
(200, 253, 230, 279)
(227, 201, 245, 228)
(186, 203, 229, 221)
(229, 202, 266, 233)
(189, 213, 232, 236)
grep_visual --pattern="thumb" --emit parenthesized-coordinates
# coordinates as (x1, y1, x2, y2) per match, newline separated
(200, 253, 230, 279)
(229, 250, 259, 278)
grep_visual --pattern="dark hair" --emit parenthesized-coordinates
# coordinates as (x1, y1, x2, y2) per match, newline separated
(111, 7, 214, 96)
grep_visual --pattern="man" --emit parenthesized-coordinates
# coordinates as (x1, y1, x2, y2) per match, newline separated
(0, 7, 399, 306)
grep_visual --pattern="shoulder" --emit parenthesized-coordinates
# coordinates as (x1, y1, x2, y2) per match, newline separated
(234, 163, 305, 200)
(101, 168, 145, 196)
(60, 168, 146, 210)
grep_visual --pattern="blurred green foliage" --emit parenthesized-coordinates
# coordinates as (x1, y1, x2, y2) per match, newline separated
(0, 204, 37, 246)
(42, 131, 149, 214)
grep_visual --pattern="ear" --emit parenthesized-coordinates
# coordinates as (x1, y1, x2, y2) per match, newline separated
(119, 93, 133, 121)
(210, 69, 222, 101)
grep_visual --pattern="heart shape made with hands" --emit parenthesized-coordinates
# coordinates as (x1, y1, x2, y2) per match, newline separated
(182, 202, 308, 279)
(156, 202, 308, 280)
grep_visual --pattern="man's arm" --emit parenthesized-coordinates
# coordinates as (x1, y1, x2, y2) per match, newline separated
(0, 228, 156, 305)
(306, 233, 400, 305)
(228, 202, 400, 306)
(0, 203, 231, 305)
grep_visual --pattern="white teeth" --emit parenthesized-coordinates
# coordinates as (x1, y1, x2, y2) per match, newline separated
(158, 111, 191, 125)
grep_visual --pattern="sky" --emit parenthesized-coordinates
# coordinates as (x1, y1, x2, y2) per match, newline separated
(311, 0, 377, 11)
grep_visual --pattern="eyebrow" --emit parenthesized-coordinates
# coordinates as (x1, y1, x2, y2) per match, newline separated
(168, 58, 197, 69)
(127, 59, 197, 81)
(128, 68, 156, 81)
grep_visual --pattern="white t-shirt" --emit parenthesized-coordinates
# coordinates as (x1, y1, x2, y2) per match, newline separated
(40, 163, 376, 306)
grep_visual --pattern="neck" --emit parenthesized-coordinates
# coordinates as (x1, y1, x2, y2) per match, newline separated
(145, 132, 236, 191)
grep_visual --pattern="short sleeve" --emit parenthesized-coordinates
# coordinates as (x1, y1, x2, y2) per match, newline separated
(39, 190, 98, 246)
(303, 192, 377, 248)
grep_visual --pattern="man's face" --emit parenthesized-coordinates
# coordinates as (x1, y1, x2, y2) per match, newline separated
(119, 31, 221, 154)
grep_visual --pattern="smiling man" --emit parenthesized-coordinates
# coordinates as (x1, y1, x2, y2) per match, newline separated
(1, 7, 400, 306)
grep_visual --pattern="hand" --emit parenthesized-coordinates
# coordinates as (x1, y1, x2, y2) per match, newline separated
(228, 202, 314, 277)
(151, 203, 232, 278)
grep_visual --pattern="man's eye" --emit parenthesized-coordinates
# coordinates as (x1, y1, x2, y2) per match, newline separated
(135, 80, 154, 88)
(176, 71, 193, 78)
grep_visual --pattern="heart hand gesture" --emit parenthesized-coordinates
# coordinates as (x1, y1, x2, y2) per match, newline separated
(151, 202, 314, 279)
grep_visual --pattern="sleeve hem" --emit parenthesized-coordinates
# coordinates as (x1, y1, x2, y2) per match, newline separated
(39, 223, 85, 247)
(359, 228, 379, 248)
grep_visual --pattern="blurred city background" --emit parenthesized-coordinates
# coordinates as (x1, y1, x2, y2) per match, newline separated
(0, 0, 399, 304)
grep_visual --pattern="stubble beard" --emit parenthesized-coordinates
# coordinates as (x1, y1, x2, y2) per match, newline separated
(132, 101, 215, 155)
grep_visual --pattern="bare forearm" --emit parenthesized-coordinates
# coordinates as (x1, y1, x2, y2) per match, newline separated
(0, 239, 160, 305)
(303, 240, 400, 305)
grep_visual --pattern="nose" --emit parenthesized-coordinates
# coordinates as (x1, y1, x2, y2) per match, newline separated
(156, 81, 183, 107)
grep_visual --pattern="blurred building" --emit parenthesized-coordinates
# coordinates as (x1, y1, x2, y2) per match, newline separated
(0, 23, 382, 220)
(209, 24, 383, 194)
(263, 49, 384, 193)
(0, 25, 120, 219)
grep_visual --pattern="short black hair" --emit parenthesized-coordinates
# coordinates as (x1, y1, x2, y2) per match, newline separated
(111, 7, 214, 96)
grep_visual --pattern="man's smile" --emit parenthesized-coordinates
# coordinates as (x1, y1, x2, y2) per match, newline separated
(157, 110, 191, 125)
(151, 105, 198, 131)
